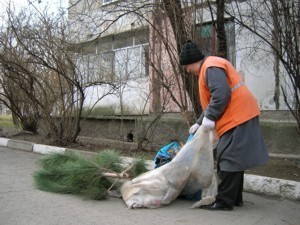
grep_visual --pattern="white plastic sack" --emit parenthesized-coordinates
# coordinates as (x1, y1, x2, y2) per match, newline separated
(120, 125, 218, 209)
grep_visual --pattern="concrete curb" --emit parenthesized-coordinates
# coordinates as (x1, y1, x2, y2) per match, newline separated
(244, 174, 300, 200)
(1, 137, 299, 201)
(7, 139, 35, 152)
(0, 137, 10, 147)
(33, 144, 66, 155)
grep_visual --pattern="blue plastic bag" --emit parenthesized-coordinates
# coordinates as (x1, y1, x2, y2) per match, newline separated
(153, 141, 180, 168)
(154, 134, 194, 168)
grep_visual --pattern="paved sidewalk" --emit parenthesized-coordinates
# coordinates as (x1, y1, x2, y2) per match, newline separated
(1, 147, 300, 225)
(1, 136, 299, 201)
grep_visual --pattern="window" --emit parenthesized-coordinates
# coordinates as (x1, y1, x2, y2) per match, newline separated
(74, 29, 149, 83)
(114, 45, 149, 80)
(75, 55, 88, 84)
(196, 21, 236, 65)
(114, 33, 134, 49)
(100, 51, 114, 81)
(102, 0, 118, 6)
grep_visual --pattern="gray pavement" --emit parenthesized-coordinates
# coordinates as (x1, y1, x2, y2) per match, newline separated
(1, 147, 300, 225)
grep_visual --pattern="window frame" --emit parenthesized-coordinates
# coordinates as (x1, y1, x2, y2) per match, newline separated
(74, 30, 149, 84)
(196, 20, 236, 65)
(102, 0, 118, 6)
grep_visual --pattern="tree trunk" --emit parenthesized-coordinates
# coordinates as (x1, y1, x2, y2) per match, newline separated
(161, 0, 202, 121)
(216, 0, 227, 59)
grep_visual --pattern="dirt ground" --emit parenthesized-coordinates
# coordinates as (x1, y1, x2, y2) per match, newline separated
(1, 129, 299, 182)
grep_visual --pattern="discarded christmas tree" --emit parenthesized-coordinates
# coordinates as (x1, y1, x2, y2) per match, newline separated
(34, 150, 148, 200)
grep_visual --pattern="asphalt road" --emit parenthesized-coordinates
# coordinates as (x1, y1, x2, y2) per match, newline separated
(0, 146, 299, 225)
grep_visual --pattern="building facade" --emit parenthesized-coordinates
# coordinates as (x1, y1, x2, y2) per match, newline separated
(68, 0, 295, 117)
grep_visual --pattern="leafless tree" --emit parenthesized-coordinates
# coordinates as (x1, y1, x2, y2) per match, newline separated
(29, 0, 299, 147)
(67, 0, 205, 126)
(223, 0, 300, 132)
(65, 1, 190, 149)
(0, 4, 117, 144)
(64, 0, 236, 147)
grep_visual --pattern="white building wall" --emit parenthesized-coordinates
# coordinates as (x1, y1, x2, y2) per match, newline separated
(232, 1, 288, 110)
(68, 0, 149, 43)
(83, 77, 150, 115)
(235, 27, 279, 110)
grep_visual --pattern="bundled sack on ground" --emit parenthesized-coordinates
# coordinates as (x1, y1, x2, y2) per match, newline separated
(120, 125, 219, 209)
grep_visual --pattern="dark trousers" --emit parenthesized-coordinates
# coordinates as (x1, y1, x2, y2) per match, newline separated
(216, 171, 244, 207)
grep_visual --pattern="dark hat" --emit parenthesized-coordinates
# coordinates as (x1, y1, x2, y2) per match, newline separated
(180, 40, 205, 65)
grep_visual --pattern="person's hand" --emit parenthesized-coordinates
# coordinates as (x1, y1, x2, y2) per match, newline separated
(202, 117, 215, 131)
(189, 123, 200, 134)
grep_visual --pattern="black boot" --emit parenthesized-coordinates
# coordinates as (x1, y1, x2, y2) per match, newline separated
(200, 201, 233, 211)
(213, 171, 244, 209)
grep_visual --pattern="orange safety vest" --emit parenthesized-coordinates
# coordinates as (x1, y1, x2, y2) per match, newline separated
(199, 56, 260, 137)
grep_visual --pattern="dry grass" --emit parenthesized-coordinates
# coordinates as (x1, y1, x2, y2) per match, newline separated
(0, 115, 15, 128)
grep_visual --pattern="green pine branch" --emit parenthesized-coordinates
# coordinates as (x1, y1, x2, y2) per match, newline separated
(33, 150, 148, 200)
